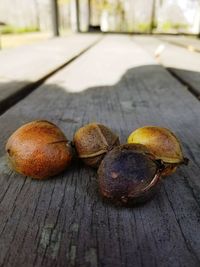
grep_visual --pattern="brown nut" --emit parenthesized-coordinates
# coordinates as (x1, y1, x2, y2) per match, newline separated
(6, 120, 72, 179)
(73, 123, 120, 168)
(98, 144, 163, 206)
(127, 126, 188, 176)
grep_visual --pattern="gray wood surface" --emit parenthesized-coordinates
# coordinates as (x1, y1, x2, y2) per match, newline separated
(168, 68, 200, 98)
(0, 33, 101, 114)
(133, 36, 200, 97)
(0, 35, 200, 267)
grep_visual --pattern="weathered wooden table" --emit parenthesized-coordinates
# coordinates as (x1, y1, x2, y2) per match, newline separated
(0, 34, 200, 267)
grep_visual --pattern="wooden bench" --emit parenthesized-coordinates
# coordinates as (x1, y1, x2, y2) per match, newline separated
(0, 35, 200, 267)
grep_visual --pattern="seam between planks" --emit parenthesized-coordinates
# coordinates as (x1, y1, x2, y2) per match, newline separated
(167, 68, 200, 100)
(155, 36, 200, 100)
(0, 35, 103, 117)
(132, 36, 200, 101)
(157, 37, 200, 53)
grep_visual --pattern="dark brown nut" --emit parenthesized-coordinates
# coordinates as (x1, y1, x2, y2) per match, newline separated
(98, 144, 163, 206)
(128, 126, 188, 177)
(6, 120, 72, 179)
(73, 123, 120, 168)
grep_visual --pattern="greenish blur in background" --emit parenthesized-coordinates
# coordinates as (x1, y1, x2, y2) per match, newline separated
(0, 0, 200, 49)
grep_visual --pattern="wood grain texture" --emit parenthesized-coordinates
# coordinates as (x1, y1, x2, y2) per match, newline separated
(133, 36, 200, 97)
(0, 35, 200, 267)
(0, 33, 101, 114)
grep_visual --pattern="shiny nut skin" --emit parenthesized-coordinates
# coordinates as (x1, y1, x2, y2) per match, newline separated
(128, 126, 188, 176)
(73, 123, 120, 168)
(6, 120, 72, 179)
(98, 144, 163, 206)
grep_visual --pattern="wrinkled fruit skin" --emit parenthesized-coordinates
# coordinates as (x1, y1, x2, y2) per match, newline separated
(98, 144, 162, 206)
(127, 126, 186, 176)
(6, 120, 72, 179)
(73, 123, 120, 168)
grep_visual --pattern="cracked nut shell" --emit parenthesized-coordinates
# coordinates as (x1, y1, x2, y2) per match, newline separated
(127, 126, 188, 176)
(98, 144, 163, 206)
(73, 123, 120, 168)
(6, 120, 72, 179)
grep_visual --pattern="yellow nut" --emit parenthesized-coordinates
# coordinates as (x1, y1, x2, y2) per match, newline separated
(127, 126, 188, 176)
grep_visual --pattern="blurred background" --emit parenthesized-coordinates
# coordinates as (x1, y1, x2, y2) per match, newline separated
(0, 0, 200, 49)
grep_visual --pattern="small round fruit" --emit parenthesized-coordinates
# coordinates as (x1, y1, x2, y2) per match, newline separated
(98, 144, 163, 206)
(73, 123, 120, 168)
(127, 126, 188, 176)
(6, 120, 72, 179)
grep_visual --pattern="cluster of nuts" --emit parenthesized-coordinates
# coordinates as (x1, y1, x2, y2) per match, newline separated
(6, 120, 188, 206)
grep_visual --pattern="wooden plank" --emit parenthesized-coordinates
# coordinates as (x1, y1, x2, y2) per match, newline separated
(159, 36, 200, 53)
(156, 36, 200, 98)
(133, 36, 200, 97)
(168, 68, 200, 99)
(0, 33, 101, 114)
(0, 35, 200, 267)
